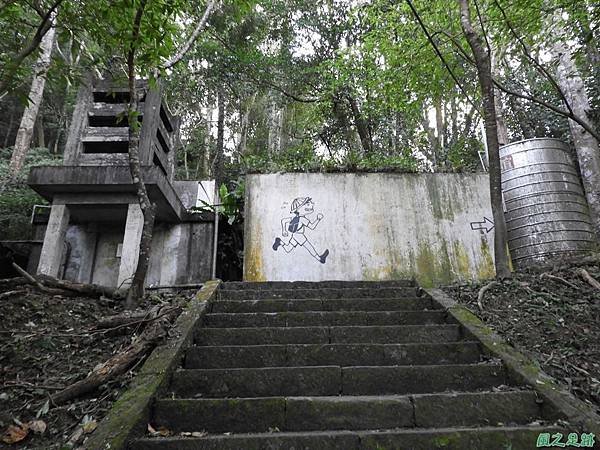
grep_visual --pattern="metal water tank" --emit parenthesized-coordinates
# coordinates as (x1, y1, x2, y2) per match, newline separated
(500, 138, 596, 267)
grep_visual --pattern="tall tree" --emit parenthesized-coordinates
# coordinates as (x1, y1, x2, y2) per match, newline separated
(125, 0, 216, 307)
(8, 12, 56, 179)
(86, 0, 217, 307)
(458, 0, 511, 278)
(553, 30, 600, 236)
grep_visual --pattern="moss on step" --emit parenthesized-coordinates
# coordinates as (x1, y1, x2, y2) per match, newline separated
(426, 288, 600, 437)
(84, 280, 220, 449)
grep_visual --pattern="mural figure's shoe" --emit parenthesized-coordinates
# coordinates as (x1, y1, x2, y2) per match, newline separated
(272, 237, 282, 251)
(319, 249, 329, 264)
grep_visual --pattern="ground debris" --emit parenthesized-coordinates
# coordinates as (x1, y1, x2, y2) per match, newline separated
(0, 286, 193, 448)
(444, 260, 600, 414)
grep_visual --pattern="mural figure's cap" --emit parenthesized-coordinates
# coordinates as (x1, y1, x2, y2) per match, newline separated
(291, 197, 312, 213)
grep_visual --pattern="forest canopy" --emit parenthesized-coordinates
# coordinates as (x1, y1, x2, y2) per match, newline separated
(1, 0, 597, 175)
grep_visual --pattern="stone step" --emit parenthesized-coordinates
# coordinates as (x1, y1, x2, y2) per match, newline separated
(210, 297, 438, 313)
(152, 391, 556, 434)
(185, 342, 482, 369)
(169, 363, 507, 398)
(195, 325, 462, 346)
(131, 425, 561, 450)
(202, 311, 447, 328)
(221, 280, 416, 290)
(218, 287, 419, 300)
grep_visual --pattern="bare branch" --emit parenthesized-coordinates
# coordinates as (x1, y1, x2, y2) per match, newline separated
(491, 77, 600, 142)
(473, 0, 492, 57)
(405, 0, 481, 114)
(161, 0, 217, 70)
(492, 0, 576, 119)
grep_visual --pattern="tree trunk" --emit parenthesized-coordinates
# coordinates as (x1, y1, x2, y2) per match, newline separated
(554, 40, 600, 237)
(3, 107, 15, 148)
(125, 0, 155, 309)
(124, 80, 156, 309)
(238, 105, 249, 156)
(8, 14, 56, 179)
(35, 115, 45, 148)
(449, 95, 459, 149)
(214, 87, 225, 187)
(395, 112, 405, 155)
(278, 102, 288, 152)
(435, 99, 444, 149)
(434, 98, 444, 168)
(332, 93, 359, 154)
(421, 112, 438, 169)
(347, 94, 372, 155)
(491, 50, 509, 146)
(267, 90, 281, 156)
(200, 100, 212, 179)
(237, 93, 255, 156)
(579, 4, 600, 73)
(458, 0, 511, 279)
(183, 142, 190, 179)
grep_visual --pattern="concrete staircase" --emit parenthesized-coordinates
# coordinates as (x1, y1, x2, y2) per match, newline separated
(131, 281, 564, 449)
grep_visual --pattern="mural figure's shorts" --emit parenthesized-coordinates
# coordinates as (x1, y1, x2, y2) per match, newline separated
(290, 233, 307, 246)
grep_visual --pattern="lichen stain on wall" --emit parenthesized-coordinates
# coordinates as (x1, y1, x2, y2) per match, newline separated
(424, 175, 459, 221)
(243, 222, 266, 282)
(414, 240, 458, 288)
(361, 264, 414, 282)
(478, 237, 496, 279)
(452, 240, 473, 279)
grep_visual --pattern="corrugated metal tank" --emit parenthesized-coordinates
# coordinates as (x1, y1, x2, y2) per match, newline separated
(500, 138, 596, 267)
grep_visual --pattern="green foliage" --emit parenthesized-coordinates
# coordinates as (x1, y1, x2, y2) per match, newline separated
(194, 181, 245, 225)
(446, 136, 485, 172)
(218, 181, 244, 225)
(0, 147, 61, 239)
(242, 142, 328, 173)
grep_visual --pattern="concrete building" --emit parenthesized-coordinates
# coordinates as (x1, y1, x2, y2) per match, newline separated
(27, 78, 215, 288)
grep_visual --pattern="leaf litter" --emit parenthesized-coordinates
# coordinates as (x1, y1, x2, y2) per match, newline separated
(444, 257, 600, 414)
(0, 286, 193, 448)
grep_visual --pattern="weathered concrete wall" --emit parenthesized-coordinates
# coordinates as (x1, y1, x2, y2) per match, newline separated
(146, 222, 214, 287)
(64, 224, 97, 283)
(61, 220, 214, 288)
(90, 229, 123, 286)
(244, 173, 496, 287)
(172, 180, 215, 209)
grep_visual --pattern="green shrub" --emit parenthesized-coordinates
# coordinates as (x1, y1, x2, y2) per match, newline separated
(0, 147, 61, 239)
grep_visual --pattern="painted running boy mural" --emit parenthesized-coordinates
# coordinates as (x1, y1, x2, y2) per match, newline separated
(272, 197, 329, 264)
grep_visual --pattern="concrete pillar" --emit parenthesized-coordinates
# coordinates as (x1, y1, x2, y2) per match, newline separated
(37, 204, 70, 277)
(160, 224, 187, 286)
(117, 203, 144, 288)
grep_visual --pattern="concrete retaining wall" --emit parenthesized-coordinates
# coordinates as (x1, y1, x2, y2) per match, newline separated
(244, 173, 496, 287)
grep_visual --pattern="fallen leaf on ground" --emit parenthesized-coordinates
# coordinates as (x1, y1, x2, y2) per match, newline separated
(2, 424, 29, 444)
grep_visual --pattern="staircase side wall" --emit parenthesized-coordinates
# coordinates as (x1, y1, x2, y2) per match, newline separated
(244, 173, 496, 286)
